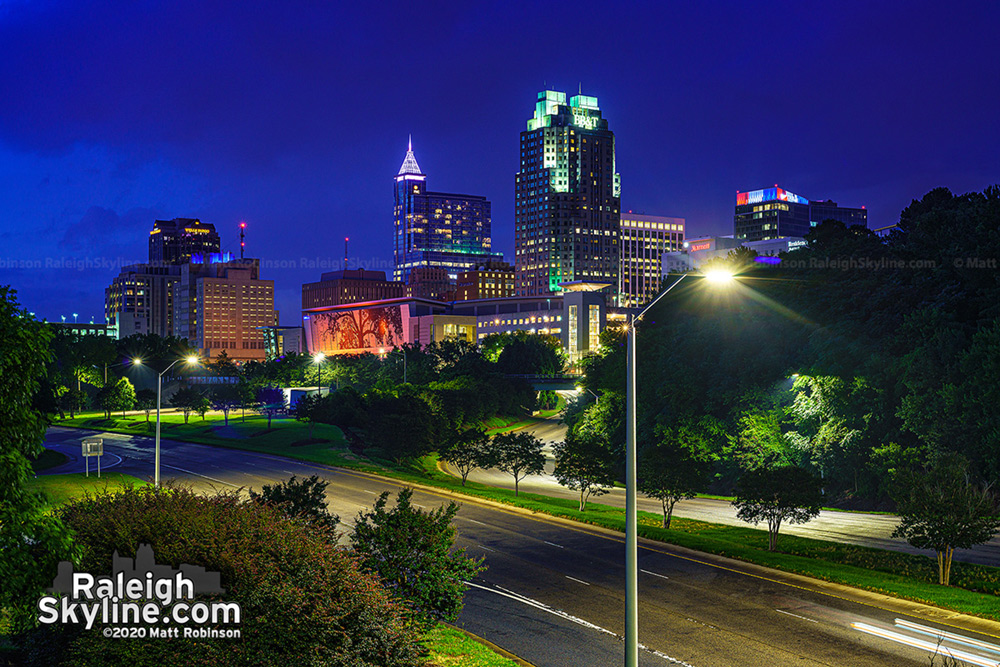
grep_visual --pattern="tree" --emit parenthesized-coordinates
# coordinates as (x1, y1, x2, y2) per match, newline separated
(96, 376, 135, 419)
(365, 393, 439, 463)
(553, 432, 615, 511)
(350, 488, 485, 630)
(210, 383, 241, 426)
(0, 287, 74, 633)
(440, 427, 490, 486)
(490, 331, 565, 375)
(135, 388, 157, 424)
(194, 392, 211, 420)
(490, 431, 545, 496)
(639, 419, 718, 528)
(732, 465, 823, 551)
(891, 456, 1000, 585)
(60, 386, 89, 419)
(249, 475, 340, 533)
(256, 385, 286, 428)
(293, 393, 322, 439)
(170, 385, 204, 424)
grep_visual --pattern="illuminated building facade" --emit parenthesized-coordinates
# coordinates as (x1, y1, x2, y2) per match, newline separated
(734, 186, 867, 242)
(172, 258, 275, 361)
(406, 266, 454, 301)
(302, 268, 406, 310)
(456, 260, 515, 301)
(393, 140, 502, 284)
(105, 264, 181, 338)
(514, 90, 621, 301)
(619, 212, 685, 307)
(149, 218, 221, 264)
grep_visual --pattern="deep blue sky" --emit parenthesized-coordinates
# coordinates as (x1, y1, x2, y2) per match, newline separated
(1, 0, 997, 322)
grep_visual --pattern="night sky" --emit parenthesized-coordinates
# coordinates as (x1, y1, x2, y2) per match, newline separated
(1, 0, 997, 322)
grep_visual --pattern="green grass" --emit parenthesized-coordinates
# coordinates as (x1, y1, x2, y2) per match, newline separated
(693, 492, 895, 515)
(423, 625, 521, 667)
(57, 412, 355, 467)
(31, 448, 68, 472)
(26, 472, 148, 508)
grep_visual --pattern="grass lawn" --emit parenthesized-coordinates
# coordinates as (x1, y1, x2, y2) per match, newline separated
(423, 625, 522, 667)
(26, 472, 148, 508)
(57, 412, 354, 467)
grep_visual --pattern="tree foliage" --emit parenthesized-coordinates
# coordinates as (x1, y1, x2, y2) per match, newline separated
(249, 475, 340, 533)
(489, 431, 545, 496)
(891, 456, 1000, 585)
(639, 420, 717, 528)
(440, 427, 491, 486)
(350, 488, 485, 630)
(170, 385, 204, 424)
(553, 430, 615, 511)
(732, 465, 823, 551)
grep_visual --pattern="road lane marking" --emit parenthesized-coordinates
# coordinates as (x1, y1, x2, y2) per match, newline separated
(853, 622, 1000, 667)
(641, 569, 670, 581)
(543, 540, 564, 548)
(775, 609, 818, 623)
(565, 576, 590, 586)
(478, 545, 497, 552)
(464, 582, 695, 666)
(361, 489, 376, 494)
(464, 518, 489, 526)
(159, 464, 239, 487)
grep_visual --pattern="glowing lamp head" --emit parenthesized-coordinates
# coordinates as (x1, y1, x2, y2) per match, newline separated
(132, 358, 143, 366)
(704, 269, 735, 286)
(185, 355, 199, 365)
(313, 352, 326, 363)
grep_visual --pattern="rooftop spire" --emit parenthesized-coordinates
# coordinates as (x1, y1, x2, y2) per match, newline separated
(398, 137, 423, 176)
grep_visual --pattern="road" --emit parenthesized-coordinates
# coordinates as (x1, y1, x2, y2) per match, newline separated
(41, 426, 1000, 667)
(459, 412, 1000, 567)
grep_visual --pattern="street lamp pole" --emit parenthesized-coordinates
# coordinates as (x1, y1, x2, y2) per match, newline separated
(156, 356, 198, 487)
(313, 352, 326, 395)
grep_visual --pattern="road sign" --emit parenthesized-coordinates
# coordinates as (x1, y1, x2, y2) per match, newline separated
(82, 438, 103, 478)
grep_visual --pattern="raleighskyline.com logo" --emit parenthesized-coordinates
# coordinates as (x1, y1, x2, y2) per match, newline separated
(38, 544, 241, 639)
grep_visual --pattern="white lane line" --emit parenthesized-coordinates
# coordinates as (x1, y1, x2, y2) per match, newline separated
(464, 582, 695, 666)
(360, 489, 376, 494)
(478, 545, 496, 553)
(641, 569, 670, 581)
(159, 463, 239, 487)
(775, 609, 818, 623)
(565, 576, 591, 586)
(543, 540, 564, 549)
(853, 623, 1000, 667)
(464, 518, 489, 526)
(894, 618, 1000, 656)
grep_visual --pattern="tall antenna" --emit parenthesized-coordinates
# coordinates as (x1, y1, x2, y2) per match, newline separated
(239, 221, 247, 259)
(344, 237, 349, 270)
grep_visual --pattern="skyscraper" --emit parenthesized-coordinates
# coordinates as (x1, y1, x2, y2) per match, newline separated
(148, 218, 221, 265)
(392, 139, 502, 284)
(734, 186, 867, 242)
(514, 90, 621, 300)
(619, 212, 685, 307)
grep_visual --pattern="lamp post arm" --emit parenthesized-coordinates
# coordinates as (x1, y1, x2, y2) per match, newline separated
(636, 273, 687, 323)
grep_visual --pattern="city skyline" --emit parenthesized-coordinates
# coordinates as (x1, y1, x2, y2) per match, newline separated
(1, 1, 997, 321)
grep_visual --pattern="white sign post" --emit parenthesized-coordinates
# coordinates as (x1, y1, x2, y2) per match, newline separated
(82, 439, 104, 478)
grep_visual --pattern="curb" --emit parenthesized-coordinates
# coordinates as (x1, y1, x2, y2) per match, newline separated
(440, 623, 538, 667)
(51, 424, 1000, 640)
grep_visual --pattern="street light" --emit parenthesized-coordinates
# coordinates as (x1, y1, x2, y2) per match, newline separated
(382, 347, 407, 383)
(155, 355, 199, 487)
(101, 357, 142, 386)
(313, 352, 326, 395)
(623, 269, 733, 667)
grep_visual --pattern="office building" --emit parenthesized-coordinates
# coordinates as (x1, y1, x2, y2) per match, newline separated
(407, 266, 454, 301)
(302, 268, 406, 310)
(172, 258, 275, 361)
(259, 326, 305, 359)
(662, 236, 741, 274)
(48, 321, 112, 337)
(619, 212, 685, 307)
(734, 186, 867, 242)
(149, 218, 221, 265)
(105, 264, 182, 338)
(393, 139, 502, 284)
(456, 260, 515, 301)
(514, 90, 621, 301)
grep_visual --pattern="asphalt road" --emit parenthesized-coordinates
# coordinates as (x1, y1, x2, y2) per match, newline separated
(458, 413, 1000, 567)
(41, 427, 1000, 667)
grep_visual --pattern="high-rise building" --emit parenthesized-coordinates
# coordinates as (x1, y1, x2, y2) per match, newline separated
(514, 90, 621, 301)
(392, 140, 502, 284)
(149, 218, 221, 265)
(105, 264, 181, 338)
(734, 186, 867, 242)
(619, 212, 685, 307)
(302, 268, 406, 310)
(456, 260, 515, 301)
(406, 266, 453, 301)
(172, 258, 275, 361)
